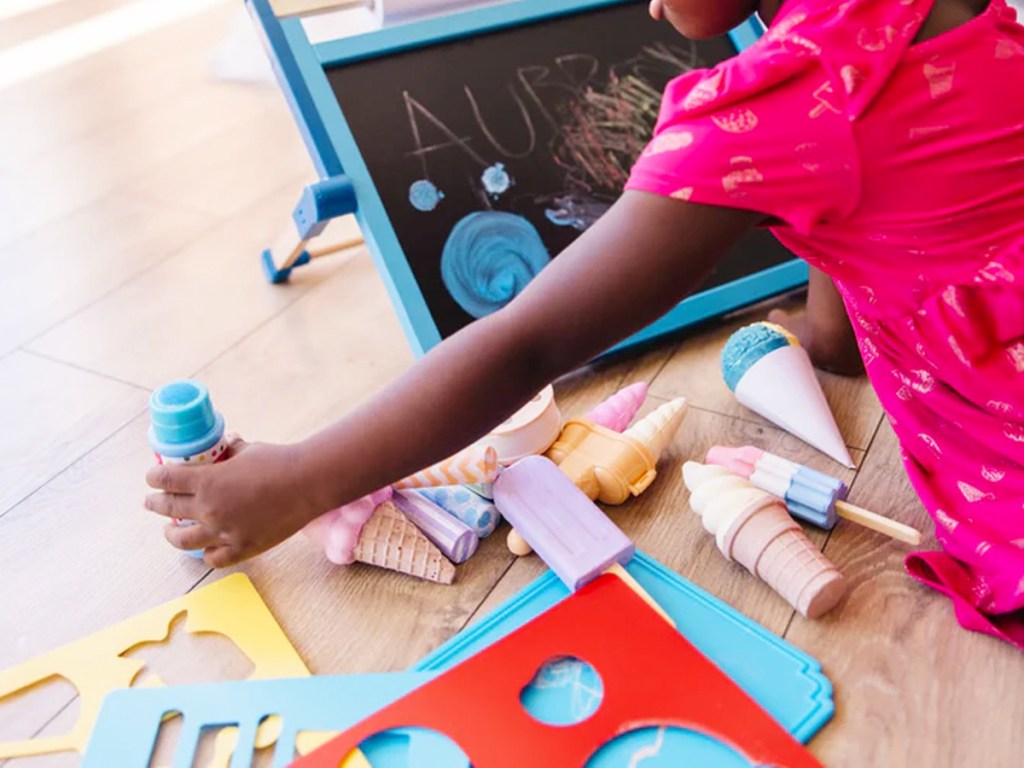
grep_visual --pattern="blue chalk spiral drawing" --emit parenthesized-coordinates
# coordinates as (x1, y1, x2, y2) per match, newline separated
(441, 211, 551, 318)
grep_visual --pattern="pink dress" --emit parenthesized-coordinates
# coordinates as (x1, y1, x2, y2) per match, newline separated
(627, 0, 1024, 648)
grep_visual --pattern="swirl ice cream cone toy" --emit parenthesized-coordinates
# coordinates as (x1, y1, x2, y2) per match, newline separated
(148, 380, 229, 559)
(508, 394, 687, 556)
(546, 397, 688, 505)
(682, 461, 846, 618)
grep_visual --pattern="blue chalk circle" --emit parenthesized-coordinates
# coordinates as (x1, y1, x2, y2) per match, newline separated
(441, 211, 551, 318)
(409, 179, 443, 212)
(481, 163, 513, 197)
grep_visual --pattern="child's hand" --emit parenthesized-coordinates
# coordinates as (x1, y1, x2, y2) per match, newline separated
(145, 435, 325, 567)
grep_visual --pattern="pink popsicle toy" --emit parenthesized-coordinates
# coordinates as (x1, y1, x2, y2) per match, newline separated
(707, 445, 922, 545)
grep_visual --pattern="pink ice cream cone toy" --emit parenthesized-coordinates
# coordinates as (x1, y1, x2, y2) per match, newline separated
(683, 461, 847, 619)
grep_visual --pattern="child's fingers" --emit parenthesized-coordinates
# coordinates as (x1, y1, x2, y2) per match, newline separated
(648, 0, 663, 20)
(145, 491, 197, 520)
(204, 544, 238, 569)
(146, 463, 199, 493)
(223, 432, 249, 459)
(164, 522, 219, 551)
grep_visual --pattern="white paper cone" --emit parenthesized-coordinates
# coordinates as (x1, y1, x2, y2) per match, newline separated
(734, 345, 854, 467)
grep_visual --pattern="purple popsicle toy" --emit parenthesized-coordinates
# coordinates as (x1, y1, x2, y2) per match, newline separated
(493, 456, 635, 591)
(706, 445, 922, 545)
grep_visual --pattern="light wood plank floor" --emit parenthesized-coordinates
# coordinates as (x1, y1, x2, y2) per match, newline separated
(1, 2, 1022, 766)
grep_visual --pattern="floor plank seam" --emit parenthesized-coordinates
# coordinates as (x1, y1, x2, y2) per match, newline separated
(0, 401, 148, 522)
(18, 347, 152, 390)
(454, 559, 519, 632)
(12, 170, 309, 355)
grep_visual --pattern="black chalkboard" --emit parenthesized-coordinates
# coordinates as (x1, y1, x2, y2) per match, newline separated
(327, 3, 795, 340)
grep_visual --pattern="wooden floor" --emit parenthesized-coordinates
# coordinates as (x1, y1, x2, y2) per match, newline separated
(1, 2, 1022, 766)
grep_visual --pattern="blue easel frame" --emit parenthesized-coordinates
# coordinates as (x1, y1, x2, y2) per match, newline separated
(247, 0, 808, 357)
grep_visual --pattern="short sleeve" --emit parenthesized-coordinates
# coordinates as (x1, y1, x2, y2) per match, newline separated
(626, 54, 861, 235)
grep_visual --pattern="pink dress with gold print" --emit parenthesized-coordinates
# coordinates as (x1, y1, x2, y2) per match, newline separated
(627, 0, 1024, 647)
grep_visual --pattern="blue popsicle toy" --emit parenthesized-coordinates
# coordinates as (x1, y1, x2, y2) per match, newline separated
(148, 380, 228, 558)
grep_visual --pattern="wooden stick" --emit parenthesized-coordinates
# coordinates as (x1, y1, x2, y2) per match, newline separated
(306, 235, 364, 259)
(268, 224, 311, 272)
(835, 500, 922, 546)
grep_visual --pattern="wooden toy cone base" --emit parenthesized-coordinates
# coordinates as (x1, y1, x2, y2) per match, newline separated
(353, 502, 455, 584)
(733, 346, 854, 468)
(723, 500, 846, 619)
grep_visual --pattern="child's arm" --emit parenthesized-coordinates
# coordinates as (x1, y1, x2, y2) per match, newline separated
(146, 191, 762, 566)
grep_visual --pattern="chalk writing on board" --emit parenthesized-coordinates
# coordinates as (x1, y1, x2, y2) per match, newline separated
(403, 40, 699, 225)
(326, 7, 793, 342)
(398, 40, 702, 316)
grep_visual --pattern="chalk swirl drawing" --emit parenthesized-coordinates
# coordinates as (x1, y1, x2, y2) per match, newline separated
(409, 179, 444, 211)
(441, 211, 550, 318)
(481, 162, 513, 197)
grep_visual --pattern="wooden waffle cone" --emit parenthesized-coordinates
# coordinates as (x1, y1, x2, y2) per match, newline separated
(353, 501, 455, 584)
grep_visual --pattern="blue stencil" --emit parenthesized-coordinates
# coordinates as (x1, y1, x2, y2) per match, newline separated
(82, 674, 453, 768)
(84, 551, 831, 767)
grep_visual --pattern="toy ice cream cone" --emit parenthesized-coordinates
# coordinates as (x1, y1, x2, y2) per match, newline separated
(352, 501, 456, 585)
(585, 382, 648, 433)
(722, 322, 853, 468)
(394, 445, 499, 489)
(622, 397, 688, 461)
(683, 462, 846, 618)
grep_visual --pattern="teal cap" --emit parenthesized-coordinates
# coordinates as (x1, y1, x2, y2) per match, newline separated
(148, 380, 225, 458)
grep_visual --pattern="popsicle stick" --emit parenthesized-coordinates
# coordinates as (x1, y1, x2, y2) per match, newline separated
(835, 500, 922, 546)
(605, 563, 675, 628)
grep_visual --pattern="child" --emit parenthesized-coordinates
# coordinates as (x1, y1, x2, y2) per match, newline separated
(146, 0, 1024, 649)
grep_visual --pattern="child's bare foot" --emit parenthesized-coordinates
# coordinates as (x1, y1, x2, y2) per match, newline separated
(768, 308, 862, 375)
(770, 268, 864, 376)
(768, 268, 864, 376)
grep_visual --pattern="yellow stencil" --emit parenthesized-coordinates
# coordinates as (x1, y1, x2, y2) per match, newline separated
(0, 574, 310, 761)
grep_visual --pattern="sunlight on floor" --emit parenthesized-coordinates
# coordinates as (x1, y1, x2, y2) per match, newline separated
(0, 0, 228, 92)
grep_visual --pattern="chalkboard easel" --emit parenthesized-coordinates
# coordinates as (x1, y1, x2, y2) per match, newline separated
(247, 0, 808, 357)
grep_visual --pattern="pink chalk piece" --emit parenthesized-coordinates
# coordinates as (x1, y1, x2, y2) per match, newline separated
(303, 487, 393, 565)
(584, 382, 648, 433)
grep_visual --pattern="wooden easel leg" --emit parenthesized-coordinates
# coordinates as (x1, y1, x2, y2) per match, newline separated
(261, 222, 364, 284)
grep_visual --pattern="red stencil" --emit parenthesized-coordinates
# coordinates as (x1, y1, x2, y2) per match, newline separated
(291, 574, 822, 767)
